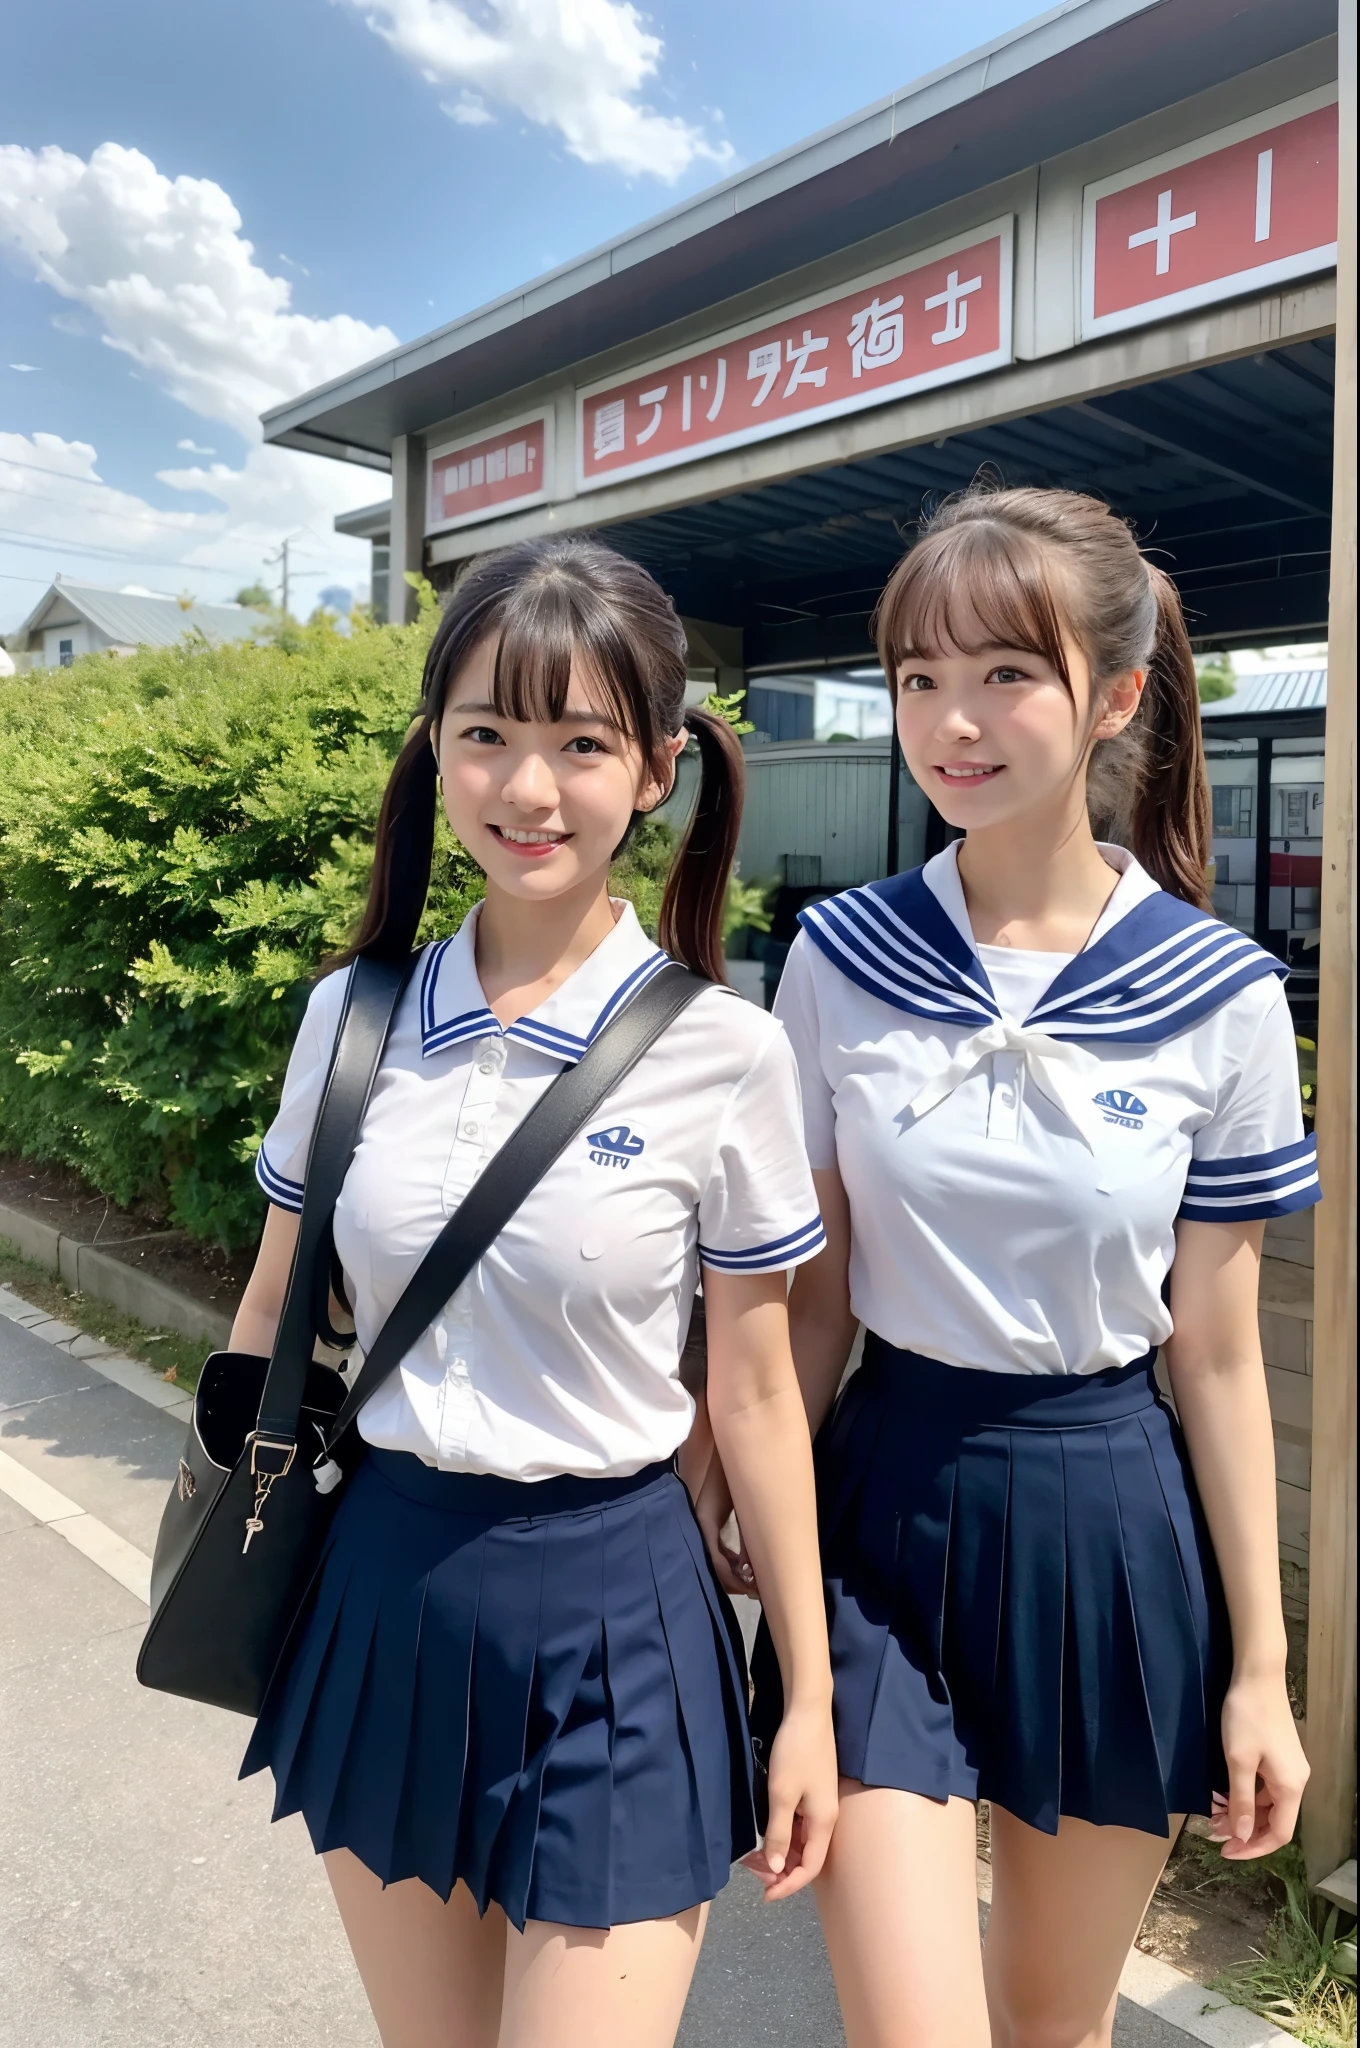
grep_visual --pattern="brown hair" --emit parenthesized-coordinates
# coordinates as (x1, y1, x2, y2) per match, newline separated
(873, 485, 1211, 907)
(339, 534, 744, 980)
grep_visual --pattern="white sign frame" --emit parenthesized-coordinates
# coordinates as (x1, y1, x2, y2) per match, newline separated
(575, 217, 1015, 494)
(426, 407, 554, 537)
(1080, 86, 1339, 342)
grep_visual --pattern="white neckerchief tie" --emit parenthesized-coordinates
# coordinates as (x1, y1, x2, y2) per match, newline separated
(907, 1019, 1107, 1169)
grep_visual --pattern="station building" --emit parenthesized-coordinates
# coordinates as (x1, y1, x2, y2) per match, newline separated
(267, 0, 1356, 1880)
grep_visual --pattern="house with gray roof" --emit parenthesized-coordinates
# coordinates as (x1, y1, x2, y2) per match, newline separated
(4, 579, 263, 669)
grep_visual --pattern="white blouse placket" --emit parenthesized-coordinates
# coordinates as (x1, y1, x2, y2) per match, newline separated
(434, 1030, 509, 1464)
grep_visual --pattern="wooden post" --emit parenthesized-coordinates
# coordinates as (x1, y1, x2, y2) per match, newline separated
(1303, 0, 1357, 1887)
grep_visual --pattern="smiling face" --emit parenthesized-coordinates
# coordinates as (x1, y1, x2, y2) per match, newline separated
(894, 609, 1144, 836)
(433, 633, 682, 903)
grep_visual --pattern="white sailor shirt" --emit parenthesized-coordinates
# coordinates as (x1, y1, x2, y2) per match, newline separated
(776, 843, 1319, 1378)
(256, 901, 825, 1478)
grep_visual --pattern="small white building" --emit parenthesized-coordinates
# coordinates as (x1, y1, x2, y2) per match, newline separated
(4, 580, 262, 669)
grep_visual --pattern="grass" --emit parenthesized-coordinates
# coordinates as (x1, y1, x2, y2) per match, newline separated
(1182, 1836, 1358, 2046)
(0, 1237, 207, 1394)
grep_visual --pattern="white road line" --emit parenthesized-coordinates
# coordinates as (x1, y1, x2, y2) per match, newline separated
(0, 1446, 151, 1605)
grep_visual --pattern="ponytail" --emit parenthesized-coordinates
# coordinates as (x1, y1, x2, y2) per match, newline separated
(1129, 568, 1211, 909)
(658, 706, 745, 983)
(332, 715, 439, 967)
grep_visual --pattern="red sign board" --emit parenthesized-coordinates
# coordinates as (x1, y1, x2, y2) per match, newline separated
(578, 221, 1013, 491)
(1083, 93, 1337, 339)
(427, 414, 549, 534)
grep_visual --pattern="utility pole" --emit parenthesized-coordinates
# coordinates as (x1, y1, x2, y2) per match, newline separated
(264, 538, 292, 620)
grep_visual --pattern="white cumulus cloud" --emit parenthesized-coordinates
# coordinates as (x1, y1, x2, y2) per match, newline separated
(0, 143, 399, 623)
(0, 142, 399, 437)
(341, 0, 733, 181)
(0, 430, 385, 612)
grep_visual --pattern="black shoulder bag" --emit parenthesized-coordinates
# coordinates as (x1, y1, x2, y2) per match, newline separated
(138, 956, 706, 1718)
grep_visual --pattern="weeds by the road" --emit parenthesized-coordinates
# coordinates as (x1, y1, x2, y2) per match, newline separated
(1184, 1835, 1358, 2046)
(0, 1238, 205, 1392)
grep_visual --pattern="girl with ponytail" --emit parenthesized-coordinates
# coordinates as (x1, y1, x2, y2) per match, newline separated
(231, 534, 836, 2047)
(697, 488, 1317, 2048)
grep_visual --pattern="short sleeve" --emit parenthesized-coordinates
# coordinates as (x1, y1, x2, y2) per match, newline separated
(771, 933, 837, 1169)
(697, 1027, 825, 1274)
(1179, 982, 1320, 1222)
(254, 969, 351, 1213)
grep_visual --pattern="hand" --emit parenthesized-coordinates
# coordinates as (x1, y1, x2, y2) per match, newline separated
(694, 1466, 759, 1598)
(741, 1699, 838, 1901)
(1208, 1670, 1310, 1858)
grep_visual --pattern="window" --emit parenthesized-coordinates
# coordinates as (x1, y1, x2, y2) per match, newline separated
(1211, 784, 1253, 837)
(58, 638, 74, 667)
(1282, 789, 1310, 837)
(746, 686, 814, 743)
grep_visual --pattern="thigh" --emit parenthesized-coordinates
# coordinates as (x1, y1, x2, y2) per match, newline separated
(985, 1806, 1184, 2048)
(814, 1782, 989, 2048)
(498, 1904, 708, 2048)
(324, 1848, 507, 2048)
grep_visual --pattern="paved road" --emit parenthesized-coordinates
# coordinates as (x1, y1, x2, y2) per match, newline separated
(0, 1311, 1203, 2047)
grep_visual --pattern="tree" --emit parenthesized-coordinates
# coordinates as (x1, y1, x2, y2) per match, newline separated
(234, 582, 273, 611)
(1195, 650, 1236, 703)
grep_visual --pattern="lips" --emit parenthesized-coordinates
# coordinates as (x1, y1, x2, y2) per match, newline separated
(489, 823, 571, 859)
(934, 763, 1003, 784)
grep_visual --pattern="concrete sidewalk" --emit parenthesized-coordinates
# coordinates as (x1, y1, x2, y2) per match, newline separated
(0, 1303, 1272, 2047)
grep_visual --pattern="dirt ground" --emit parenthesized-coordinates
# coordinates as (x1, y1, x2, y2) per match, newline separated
(0, 1154, 254, 1319)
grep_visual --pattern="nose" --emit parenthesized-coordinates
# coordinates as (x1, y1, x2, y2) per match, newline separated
(500, 746, 560, 813)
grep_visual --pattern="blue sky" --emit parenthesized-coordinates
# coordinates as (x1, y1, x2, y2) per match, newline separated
(1, 0, 1046, 628)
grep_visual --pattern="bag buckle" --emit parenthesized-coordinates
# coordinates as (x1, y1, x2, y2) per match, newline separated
(242, 1434, 297, 1553)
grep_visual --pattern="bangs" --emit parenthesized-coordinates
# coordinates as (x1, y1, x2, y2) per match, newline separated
(487, 569, 646, 741)
(874, 518, 1072, 690)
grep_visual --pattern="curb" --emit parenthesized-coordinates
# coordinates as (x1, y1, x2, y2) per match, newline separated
(0, 1198, 232, 1350)
(0, 1283, 195, 1424)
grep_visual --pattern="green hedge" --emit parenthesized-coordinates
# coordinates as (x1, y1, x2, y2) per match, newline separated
(0, 604, 482, 1249)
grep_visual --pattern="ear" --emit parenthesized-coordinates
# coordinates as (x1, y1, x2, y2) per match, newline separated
(636, 729, 688, 815)
(1091, 668, 1145, 741)
(428, 717, 441, 768)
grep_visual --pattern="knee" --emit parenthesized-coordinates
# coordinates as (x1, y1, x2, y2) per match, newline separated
(988, 2009, 1113, 2048)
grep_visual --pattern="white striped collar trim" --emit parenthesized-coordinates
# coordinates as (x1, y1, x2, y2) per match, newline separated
(799, 853, 1286, 1045)
(419, 899, 670, 1063)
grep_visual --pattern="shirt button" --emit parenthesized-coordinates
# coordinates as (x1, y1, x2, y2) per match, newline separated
(477, 1059, 497, 1075)
(463, 1120, 480, 1138)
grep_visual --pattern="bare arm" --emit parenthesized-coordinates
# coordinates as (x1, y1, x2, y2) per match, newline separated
(1164, 1217, 1309, 1857)
(695, 1165, 857, 1592)
(703, 1266, 838, 1896)
(228, 1204, 300, 1356)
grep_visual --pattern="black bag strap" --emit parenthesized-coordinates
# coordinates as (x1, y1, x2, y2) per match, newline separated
(255, 954, 415, 1444)
(319, 961, 707, 1454)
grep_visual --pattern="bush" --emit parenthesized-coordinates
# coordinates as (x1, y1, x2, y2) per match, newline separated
(0, 602, 484, 1249)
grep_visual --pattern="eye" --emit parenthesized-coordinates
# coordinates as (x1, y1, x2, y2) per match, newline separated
(986, 666, 1030, 685)
(899, 673, 935, 693)
(459, 724, 505, 746)
(563, 734, 608, 755)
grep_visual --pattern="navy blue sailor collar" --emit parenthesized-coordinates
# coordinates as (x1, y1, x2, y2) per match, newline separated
(418, 898, 671, 1062)
(798, 842, 1287, 1045)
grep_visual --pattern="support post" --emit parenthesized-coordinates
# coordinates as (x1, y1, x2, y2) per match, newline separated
(1253, 733, 1275, 952)
(1302, 0, 1357, 1887)
(387, 435, 427, 628)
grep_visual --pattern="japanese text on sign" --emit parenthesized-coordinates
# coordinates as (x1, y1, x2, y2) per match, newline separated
(428, 416, 548, 532)
(578, 223, 1012, 490)
(1083, 95, 1338, 339)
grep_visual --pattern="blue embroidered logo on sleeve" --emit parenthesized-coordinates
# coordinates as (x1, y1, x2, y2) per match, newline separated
(1092, 1089, 1148, 1129)
(798, 869, 1286, 1044)
(587, 1124, 646, 1169)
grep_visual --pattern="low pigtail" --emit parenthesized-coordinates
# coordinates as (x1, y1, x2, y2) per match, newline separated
(1129, 567, 1212, 909)
(658, 706, 745, 983)
(331, 717, 439, 967)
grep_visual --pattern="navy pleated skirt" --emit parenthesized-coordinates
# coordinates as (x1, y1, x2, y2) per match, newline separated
(751, 1340, 1229, 1838)
(241, 1450, 756, 1929)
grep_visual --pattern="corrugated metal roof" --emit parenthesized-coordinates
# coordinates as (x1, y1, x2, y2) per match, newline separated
(14, 582, 262, 651)
(1201, 669, 1328, 716)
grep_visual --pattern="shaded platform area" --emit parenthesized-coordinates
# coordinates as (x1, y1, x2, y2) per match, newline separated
(605, 338, 1335, 670)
